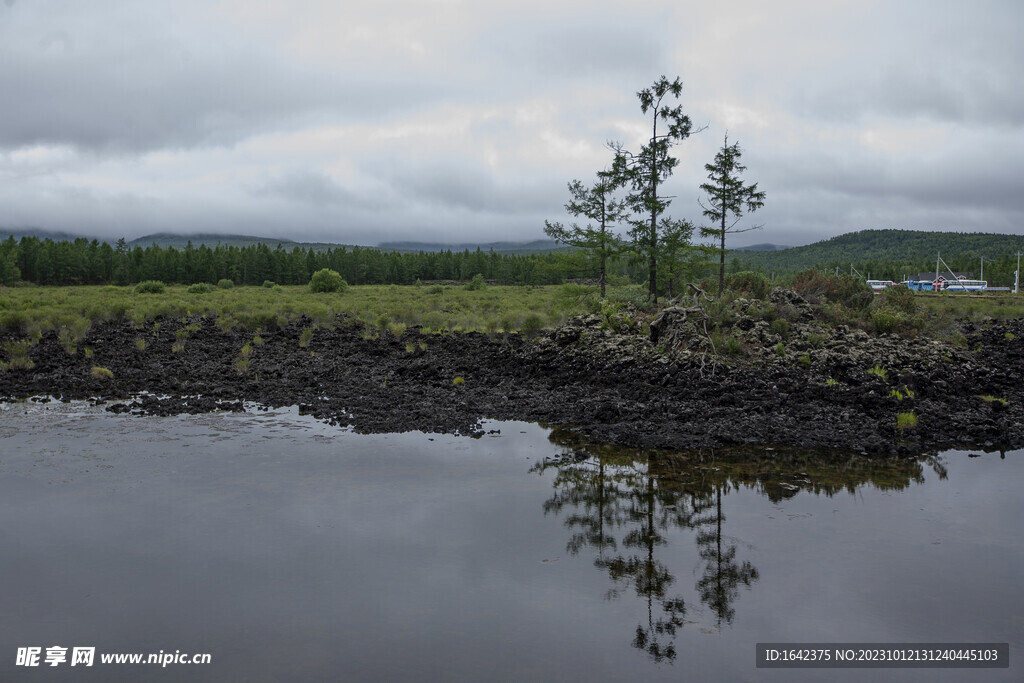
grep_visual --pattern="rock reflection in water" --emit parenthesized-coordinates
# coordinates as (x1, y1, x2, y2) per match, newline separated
(534, 428, 940, 662)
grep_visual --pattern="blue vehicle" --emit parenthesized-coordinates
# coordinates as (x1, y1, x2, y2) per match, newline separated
(905, 279, 940, 292)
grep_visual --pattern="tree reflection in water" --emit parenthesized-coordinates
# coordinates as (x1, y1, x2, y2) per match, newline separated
(534, 428, 935, 662)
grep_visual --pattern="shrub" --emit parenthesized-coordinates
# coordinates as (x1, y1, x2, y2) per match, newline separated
(2, 339, 34, 370)
(725, 271, 771, 300)
(452, 376, 465, 386)
(791, 271, 872, 310)
(711, 333, 743, 355)
(237, 310, 287, 331)
(187, 283, 215, 294)
(521, 313, 544, 338)
(428, 285, 445, 295)
(135, 338, 146, 351)
(870, 309, 902, 335)
(464, 273, 485, 291)
(799, 353, 812, 367)
(0, 310, 28, 334)
(91, 366, 113, 379)
(770, 318, 790, 340)
(606, 285, 649, 309)
(299, 327, 314, 348)
(806, 332, 827, 348)
(217, 279, 235, 289)
(262, 280, 275, 288)
(57, 327, 77, 355)
(309, 269, 347, 293)
(774, 341, 785, 357)
(134, 280, 165, 294)
(876, 285, 917, 314)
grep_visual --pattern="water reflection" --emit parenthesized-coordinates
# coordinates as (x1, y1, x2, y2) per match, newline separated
(535, 428, 943, 662)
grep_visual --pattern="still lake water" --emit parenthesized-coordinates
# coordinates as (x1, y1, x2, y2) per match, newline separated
(0, 401, 1020, 682)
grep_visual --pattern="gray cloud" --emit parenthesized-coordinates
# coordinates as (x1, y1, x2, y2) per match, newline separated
(0, 0, 1021, 247)
(383, 160, 561, 215)
(257, 171, 384, 210)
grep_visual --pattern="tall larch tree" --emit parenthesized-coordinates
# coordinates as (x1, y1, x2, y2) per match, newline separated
(699, 133, 766, 296)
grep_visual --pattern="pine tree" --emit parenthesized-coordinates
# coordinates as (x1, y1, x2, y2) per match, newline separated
(545, 157, 627, 297)
(699, 133, 766, 296)
(618, 76, 697, 303)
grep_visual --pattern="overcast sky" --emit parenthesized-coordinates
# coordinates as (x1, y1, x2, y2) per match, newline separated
(1, 0, 1021, 247)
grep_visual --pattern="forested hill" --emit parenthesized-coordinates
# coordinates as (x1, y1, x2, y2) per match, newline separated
(733, 229, 1024, 284)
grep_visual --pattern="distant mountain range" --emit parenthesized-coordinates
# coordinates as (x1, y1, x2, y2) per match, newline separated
(0, 228, 560, 254)
(0, 227, 83, 243)
(731, 243, 790, 252)
(732, 229, 1024, 274)
(4, 227, 1022, 274)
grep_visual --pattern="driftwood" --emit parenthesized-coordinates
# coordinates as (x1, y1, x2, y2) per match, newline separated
(649, 283, 718, 376)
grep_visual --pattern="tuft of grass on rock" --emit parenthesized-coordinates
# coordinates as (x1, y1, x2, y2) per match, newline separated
(91, 366, 113, 379)
(867, 365, 888, 382)
(896, 412, 917, 430)
(452, 376, 465, 386)
(2, 339, 34, 370)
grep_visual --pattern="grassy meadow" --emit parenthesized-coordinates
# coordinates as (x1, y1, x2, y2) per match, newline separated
(0, 282, 620, 344)
(1, 277, 1020, 362)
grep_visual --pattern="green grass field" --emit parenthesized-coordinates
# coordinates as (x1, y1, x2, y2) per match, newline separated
(914, 292, 1024, 320)
(0, 283, 605, 341)
(1, 281, 1020, 355)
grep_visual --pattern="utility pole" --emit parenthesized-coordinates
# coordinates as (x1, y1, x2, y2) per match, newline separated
(1011, 250, 1019, 294)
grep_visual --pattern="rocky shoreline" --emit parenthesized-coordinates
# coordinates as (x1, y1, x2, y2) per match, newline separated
(2, 290, 1022, 456)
